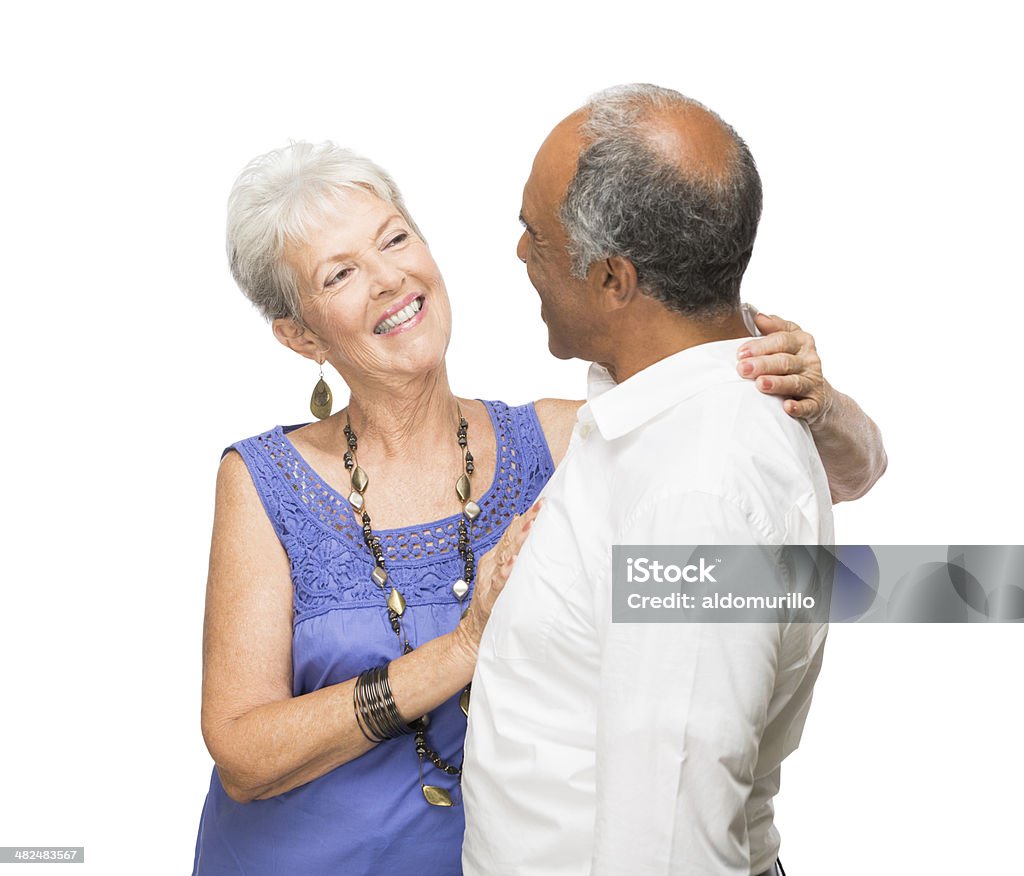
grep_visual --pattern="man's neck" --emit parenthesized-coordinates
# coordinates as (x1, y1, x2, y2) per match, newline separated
(597, 307, 751, 384)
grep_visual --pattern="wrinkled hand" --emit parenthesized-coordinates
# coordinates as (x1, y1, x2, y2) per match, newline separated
(737, 312, 834, 427)
(456, 501, 542, 656)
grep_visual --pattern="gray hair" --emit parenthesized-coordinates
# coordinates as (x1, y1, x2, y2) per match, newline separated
(561, 84, 762, 318)
(226, 141, 424, 323)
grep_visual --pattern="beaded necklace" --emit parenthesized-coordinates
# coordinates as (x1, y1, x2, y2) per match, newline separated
(343, 406, 477, 807)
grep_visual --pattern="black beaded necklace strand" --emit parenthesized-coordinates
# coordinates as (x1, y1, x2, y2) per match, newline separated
(343, 406, 479, 807)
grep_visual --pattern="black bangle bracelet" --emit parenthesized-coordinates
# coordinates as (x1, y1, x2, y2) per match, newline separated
(353, 663, 412, 742)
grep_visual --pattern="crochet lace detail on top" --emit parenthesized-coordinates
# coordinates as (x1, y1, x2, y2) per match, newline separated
(230, 400, 553, 622)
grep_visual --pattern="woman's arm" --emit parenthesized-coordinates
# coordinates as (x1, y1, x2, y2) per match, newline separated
(737, 313, 887, 503)
(532, 313, 887, 504)
(201, 451, 534, 803)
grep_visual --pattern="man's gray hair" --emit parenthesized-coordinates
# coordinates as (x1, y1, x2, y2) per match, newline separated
(227, 141, 424, 323)
(561, 84, 762, 318)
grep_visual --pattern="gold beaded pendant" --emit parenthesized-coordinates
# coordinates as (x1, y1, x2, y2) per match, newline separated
(422, 785, 454, 807)
(387, 587, 407, 617)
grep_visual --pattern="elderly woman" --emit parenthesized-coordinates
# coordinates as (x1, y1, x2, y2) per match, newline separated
(192, 141, 885, 875)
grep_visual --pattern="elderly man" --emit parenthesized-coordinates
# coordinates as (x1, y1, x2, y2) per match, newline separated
(462, 85, 846, 876)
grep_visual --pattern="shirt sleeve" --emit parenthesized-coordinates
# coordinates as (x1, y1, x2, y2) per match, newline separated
(590, 489, 813, 876)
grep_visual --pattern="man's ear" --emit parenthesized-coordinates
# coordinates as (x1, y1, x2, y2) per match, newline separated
(272, 317, 328, 362)
(587, 256, 639, 311)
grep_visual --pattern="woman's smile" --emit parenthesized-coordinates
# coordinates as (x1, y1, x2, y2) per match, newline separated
(374, 294, 426, 336)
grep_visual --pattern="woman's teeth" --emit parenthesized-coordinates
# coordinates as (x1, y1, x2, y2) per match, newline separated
(375, 298, 422, 334)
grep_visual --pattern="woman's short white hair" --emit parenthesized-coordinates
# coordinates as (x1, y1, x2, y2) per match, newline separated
(226, 141, 424, 323)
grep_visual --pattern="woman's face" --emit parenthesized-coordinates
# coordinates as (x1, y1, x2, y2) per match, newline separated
(283, 187, 452, 387)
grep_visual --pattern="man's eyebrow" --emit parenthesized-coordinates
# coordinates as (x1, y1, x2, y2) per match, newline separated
(518, 212, 536, 235)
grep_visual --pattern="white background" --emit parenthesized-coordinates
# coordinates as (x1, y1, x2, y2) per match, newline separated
(1, 1, 1021, 873)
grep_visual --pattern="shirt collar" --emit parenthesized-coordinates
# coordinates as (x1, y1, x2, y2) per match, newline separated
(583, 336, 752, 441)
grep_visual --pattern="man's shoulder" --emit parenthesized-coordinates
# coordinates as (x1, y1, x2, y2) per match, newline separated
(644, 379, 832, 535)
(657, 375, 815, 460)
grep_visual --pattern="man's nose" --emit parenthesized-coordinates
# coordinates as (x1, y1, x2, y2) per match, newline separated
(516, 231, 529, 264)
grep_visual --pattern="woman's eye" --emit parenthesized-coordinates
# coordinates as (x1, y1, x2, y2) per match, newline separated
(326, 267, 352, 287)
(385, 232, 408, 248)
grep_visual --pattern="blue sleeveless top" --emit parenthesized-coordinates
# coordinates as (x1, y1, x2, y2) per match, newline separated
(193, 400, 554, 875)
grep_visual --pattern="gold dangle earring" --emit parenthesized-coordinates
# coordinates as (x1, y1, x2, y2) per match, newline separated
(310, 359, 333, 419)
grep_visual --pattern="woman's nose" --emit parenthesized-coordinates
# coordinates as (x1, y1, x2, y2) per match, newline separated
(369, 254, 405, 296)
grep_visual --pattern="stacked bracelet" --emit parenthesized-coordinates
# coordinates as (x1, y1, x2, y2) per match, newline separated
(353, 663, 413, 743)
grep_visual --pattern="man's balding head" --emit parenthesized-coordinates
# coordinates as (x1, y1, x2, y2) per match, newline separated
(560, 84, 762, 319)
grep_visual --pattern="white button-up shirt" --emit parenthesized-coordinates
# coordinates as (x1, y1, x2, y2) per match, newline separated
(462, 337, 834, 876)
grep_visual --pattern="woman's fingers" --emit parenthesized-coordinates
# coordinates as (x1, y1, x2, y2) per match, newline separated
(739, 352, 804, 378)
(739, 340, 821, 388)
(754, 312, 802, 335)
(455, 501, 544, 654)
(735, 312, 833, 424)
(488, 501, 542, 590)
(738, 328, 814, 361)
(505, 501, 541, 553)
(782, 398, 822, 419)
(473, 502, 542, 614)
(754, 373, 812, 397)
